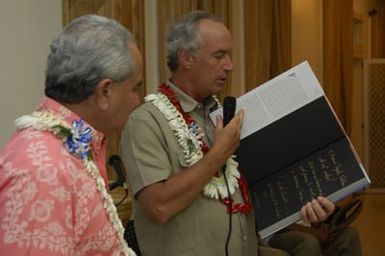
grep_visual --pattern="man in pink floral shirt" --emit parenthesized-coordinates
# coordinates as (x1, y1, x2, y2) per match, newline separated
(0, 15, 142, 255)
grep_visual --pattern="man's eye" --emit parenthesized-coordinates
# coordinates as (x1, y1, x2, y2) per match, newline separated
(214, 53, 224, 59)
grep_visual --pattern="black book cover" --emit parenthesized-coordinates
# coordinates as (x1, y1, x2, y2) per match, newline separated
(236, 97, 344, 185)
(210, 61, 370, 238)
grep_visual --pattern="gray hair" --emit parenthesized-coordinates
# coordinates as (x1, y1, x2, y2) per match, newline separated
(45, 15, 136, 103)
(166, 10, 223, 73)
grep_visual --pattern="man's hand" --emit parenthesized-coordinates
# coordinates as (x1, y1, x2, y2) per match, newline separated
(135, 109, 244, 225)
(300, 196, 335, 223)
(210, 109, 244, 163)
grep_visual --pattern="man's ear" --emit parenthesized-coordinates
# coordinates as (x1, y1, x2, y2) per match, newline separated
(178, 49, 194, 69)
(94, 78, 113, 110)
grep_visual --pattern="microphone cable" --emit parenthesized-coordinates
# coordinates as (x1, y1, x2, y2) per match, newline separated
(223, 166, 232, 256)
(222, 96, 236, 256)
(115, 182, 129, 207)
(108, 154, 129, 207)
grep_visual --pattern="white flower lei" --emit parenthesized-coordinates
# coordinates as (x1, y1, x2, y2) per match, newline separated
(145, 93, 241, 200)
(15, 111, 136, 256)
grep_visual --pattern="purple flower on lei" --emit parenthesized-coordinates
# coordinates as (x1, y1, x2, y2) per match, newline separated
(65, 119, 93, 160)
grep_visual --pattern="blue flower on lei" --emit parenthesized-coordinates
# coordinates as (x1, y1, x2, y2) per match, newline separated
(65, 119, 93, 160)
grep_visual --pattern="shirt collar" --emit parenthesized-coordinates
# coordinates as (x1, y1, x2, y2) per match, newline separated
(36, 96, 106, 157)
(166, 80, 218, 113)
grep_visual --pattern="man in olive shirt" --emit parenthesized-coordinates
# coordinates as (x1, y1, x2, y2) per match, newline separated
(121, 10, 335, 256)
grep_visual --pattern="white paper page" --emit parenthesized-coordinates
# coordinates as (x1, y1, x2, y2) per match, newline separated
(210, 61, 325, 139)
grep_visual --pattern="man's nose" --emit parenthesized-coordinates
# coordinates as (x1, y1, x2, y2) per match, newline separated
(223, 55, 234, 71)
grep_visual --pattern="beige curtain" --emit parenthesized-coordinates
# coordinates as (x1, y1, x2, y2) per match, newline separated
(243, 0, 292, 91)
(323, 0, 353, 134)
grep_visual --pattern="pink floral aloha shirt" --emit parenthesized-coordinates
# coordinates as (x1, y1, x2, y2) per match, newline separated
(0, 97, 125, 255)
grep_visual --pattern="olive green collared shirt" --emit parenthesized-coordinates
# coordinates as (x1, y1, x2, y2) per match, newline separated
(121, 81, 259, 256)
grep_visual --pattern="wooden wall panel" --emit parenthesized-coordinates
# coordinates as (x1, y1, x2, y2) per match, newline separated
(363, 60, 385, 188)
(244, 0, 292, 91)
(371, 8, 385, 58)
(63, 0, 115, 24)
(63, 0, 146, 97)
(323, 0, 353, 134)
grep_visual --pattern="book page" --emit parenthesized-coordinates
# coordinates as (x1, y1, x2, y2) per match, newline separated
(210, 61, 325, 139)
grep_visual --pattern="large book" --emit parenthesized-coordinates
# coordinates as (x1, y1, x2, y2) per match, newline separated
(210, 61, 370, 239)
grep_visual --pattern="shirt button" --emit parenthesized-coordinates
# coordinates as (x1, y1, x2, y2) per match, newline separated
(243, 236, 248, 241)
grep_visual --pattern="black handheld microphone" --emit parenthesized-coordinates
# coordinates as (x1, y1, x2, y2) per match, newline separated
(222, 97, 237, 256)
(223, 96, 236, 126)
(222, 96, 237, 175)
(108, 154, 126, 191)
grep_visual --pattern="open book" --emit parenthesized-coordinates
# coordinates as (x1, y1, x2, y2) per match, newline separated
(210, 61, 370, 239)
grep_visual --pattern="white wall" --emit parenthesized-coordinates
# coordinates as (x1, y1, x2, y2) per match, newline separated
(0, 1, 62, 147)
